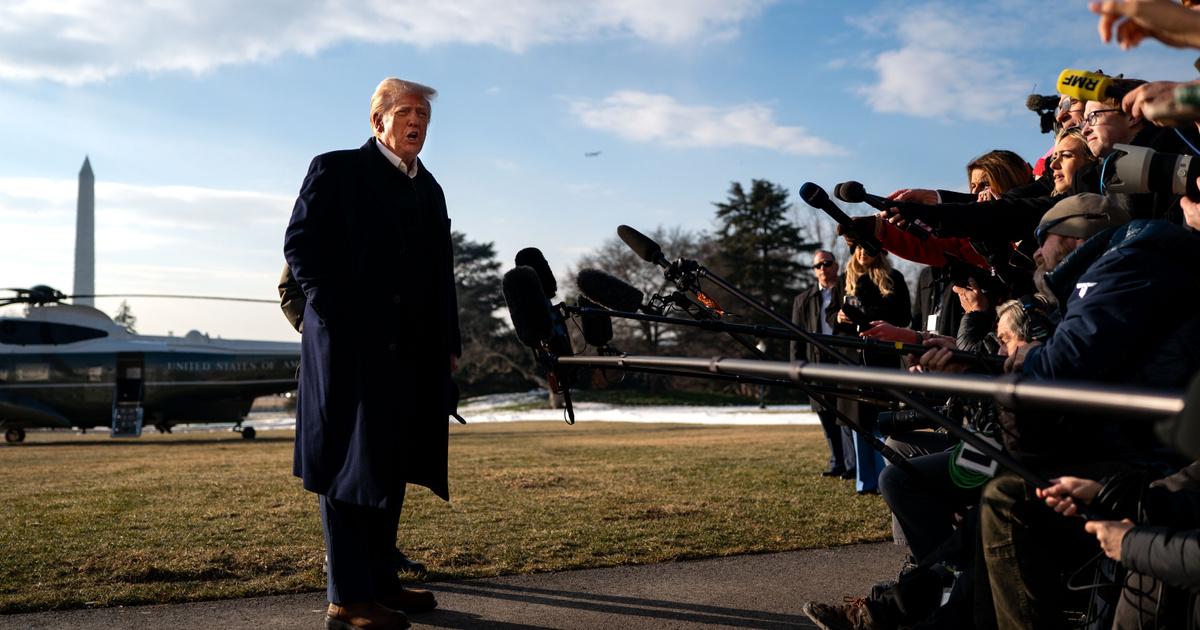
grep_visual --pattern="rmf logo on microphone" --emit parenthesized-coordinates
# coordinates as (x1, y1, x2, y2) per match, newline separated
(1060, 73, 1100, 93)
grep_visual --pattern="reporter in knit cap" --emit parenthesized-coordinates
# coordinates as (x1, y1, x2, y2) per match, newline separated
(1034, 193, 1132, 271)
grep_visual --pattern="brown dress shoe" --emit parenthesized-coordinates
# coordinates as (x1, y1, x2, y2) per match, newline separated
(376, 586, 438, 614)
(326, 601, 410, 630)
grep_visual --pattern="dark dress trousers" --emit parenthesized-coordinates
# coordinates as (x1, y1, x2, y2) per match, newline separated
(284, 137, 461, 603)
(791, 284, 853, 473)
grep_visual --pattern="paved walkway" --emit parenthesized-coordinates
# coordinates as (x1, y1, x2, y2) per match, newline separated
(5, 542, 909, 630)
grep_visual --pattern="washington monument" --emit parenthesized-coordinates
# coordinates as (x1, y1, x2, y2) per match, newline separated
(73, 157, 94, 306)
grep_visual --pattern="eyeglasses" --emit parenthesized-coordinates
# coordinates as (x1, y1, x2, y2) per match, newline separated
(1082, 108, 1121, 127)
(1034, 213, 1107, 247)
(813, 261, 836, 270)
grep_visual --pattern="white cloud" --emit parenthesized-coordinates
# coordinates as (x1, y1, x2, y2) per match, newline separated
(850, 1, 1200, 123)
(0, 176, 292, 290)
(96, 183, 292, 230)
(0, 0, 772, 84)
(0, 177, 292, 229)
(0, 175, 296, 339)
(850, 3, 1032, 122)
(569, 91, 847, 156)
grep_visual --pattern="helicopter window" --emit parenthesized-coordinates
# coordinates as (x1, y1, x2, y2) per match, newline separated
(16, 364, 49, 381)
(0, 320, 108, 346)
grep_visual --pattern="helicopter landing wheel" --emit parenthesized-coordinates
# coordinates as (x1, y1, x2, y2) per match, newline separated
(5, 428, 25, 443)
(240, 426, 256, 440)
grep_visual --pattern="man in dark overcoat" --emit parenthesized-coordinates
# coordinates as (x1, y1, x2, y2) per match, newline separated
(283, 78, 461, 630)
(791, 249, 854, 478)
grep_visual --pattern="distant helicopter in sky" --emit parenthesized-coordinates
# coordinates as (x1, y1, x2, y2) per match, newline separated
(0, 286, 299, 443)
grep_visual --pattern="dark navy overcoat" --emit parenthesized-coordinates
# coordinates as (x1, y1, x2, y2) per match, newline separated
(283, 137, 461, 508)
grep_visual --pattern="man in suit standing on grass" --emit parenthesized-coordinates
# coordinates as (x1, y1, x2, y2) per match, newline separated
(791, 249, 854, 479)
(284, 78, 461, 630)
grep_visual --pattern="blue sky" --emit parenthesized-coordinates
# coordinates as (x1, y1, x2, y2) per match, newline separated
(1, 0, 1196, 341)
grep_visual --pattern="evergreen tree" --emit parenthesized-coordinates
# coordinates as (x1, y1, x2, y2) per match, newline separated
(713, 179, 816, 318)
(452, 232, 538, 394)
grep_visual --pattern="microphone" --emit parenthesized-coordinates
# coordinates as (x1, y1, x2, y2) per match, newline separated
(615, 225, 728, 313)
(617, 225, 667, 268)
(515, 247, 557, 299)
(799, 182, 882, 256)
(1057, 69, 1129, 103)
(577, 296, 614, 348)
(576, 268, 645, 313)
(503, 266, 555, 347)
(835, 181, 933, 241)
(1026, 93, 1060, 112)
(502, 264, 577, 423)
(514, 247, 574, 359)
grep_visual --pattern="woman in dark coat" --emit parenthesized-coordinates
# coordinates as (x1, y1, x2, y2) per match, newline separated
(826, 246, 910, 493)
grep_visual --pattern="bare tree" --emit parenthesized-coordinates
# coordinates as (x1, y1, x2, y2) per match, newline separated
(792, 198, 923, 312)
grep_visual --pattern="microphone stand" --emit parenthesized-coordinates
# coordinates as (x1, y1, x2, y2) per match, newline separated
(585, 358, 907, 407)
(646, 290, 925, 455)
(564, 303, 1006, 372)
(652, 252, 1110, 514)
(553, 355, 1182, 420)
(588, 261, 938, 489)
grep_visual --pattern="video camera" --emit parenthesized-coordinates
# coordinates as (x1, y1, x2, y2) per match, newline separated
(938, 253, 997, 290)
(878, 397, 999, 438)
(877, 407, 947, 437)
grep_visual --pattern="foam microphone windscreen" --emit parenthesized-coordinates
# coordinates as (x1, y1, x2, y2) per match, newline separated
(617, 225, 662, 264)
(578, 296, 614, 347)
(576, 268, 645, 313)
(503, 266, 554, 347)
(1026, 93, 1060, 112)
(835, 181, 868, 204)
(514, 247, 557, 299)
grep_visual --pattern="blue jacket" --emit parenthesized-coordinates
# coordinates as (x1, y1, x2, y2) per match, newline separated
(1024, 220, 1200, 389)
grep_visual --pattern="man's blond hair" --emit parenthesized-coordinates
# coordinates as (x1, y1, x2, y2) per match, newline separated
(370, 79, 437, 127)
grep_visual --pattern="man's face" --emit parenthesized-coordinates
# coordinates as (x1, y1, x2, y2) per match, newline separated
(1057, 97, 1085, 129)
(995, 311, 1028, 357)
(1033, 232, 1082, 271)
(812, 251, 838, 288)
(1081, 100, 1135, 157)
(373, 92, 430, 166)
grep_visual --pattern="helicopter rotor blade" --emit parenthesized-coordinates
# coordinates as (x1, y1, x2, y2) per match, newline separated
(71, 294, 277, 304)
(1, 288, 278, 306)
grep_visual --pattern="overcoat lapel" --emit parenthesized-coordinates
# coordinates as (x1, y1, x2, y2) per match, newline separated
(357, 138, 414, 242)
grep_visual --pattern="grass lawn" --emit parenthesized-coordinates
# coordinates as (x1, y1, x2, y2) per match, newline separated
(0, 421, 891, 613)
